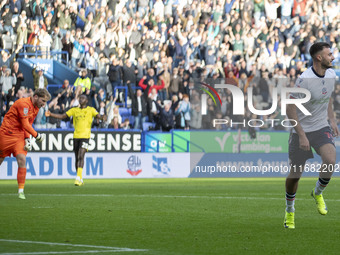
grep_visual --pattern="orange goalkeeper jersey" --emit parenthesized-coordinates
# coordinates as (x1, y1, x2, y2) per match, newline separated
(0, 97, 39, 138)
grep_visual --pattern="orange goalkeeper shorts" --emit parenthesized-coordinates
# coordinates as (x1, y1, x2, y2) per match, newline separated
(0, 130, 27, 158)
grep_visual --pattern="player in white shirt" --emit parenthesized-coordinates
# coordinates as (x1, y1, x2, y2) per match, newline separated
(284, 42, 338, 229)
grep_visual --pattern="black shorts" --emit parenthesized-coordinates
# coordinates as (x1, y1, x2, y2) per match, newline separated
(288, 126, 335, 165)
(73, 138, 89, 152)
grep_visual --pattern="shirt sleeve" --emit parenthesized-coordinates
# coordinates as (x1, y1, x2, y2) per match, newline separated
(66, 108, 75, 117)
(92, 107, 99, 117)
(17, 101, 38, 138)
(290, 77, 308, 99)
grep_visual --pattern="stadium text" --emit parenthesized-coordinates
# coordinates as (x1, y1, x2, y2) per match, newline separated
(30, 131, 142, 152)
(4, 156, 103, 176)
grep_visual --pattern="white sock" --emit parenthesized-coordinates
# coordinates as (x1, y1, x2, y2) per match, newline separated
(286, 192, 296, 213)
(18, 188, 24, 193)
(314, 178, 330, 195)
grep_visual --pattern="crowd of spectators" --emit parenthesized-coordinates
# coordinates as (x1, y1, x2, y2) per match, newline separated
(0, 0, 340, 132)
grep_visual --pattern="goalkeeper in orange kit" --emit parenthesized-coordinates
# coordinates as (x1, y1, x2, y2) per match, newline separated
(0, 88, 51, 199)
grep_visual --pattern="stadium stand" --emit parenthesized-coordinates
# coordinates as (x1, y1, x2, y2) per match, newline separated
(0, 0, 339, 132)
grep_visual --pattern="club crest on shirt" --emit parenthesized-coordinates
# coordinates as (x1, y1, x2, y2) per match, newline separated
(322, 87, 327, 95)
(23, 108, 28, 115)
(296, 78, 303, 87)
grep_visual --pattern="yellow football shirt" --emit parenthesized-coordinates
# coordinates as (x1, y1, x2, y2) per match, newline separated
(66, 106, 98, 139)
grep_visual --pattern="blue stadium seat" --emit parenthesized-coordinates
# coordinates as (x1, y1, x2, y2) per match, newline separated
(143, 122, 155, 131)
(119, 107, 131, 116)
(118, 107, 134, 126)
(47, 84, 63, 97)
(128, 116, 135, 127)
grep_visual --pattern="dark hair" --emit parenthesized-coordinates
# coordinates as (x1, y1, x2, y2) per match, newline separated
(34, 88, 51, 100)
(79, 94, 89, 101)
(309, 42, 331, 59)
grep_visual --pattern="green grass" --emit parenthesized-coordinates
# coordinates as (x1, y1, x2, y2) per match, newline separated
(1, 178, 340, 255)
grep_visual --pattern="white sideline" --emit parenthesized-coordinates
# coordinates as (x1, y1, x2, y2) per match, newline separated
(0, 250, 137, 255)
(2, 193, 340, 202)
(0, 239, 147, 254)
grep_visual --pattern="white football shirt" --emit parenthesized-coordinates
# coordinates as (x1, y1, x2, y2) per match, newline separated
(290, 67, 336, 133)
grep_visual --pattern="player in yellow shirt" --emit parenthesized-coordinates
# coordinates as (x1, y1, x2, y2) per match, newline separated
(46, 94, 105, 186)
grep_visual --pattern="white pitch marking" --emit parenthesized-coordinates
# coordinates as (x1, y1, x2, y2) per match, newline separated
(0, 250, 138, 255)
(0, 240, 147, 253)
(2, 193, 340, 202)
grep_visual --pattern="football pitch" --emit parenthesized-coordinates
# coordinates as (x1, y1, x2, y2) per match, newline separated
(1, 178, 340, 255)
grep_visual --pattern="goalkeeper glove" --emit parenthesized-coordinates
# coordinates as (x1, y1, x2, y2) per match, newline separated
(24, 138, 32, 151)
(35, 133, 46, 142)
